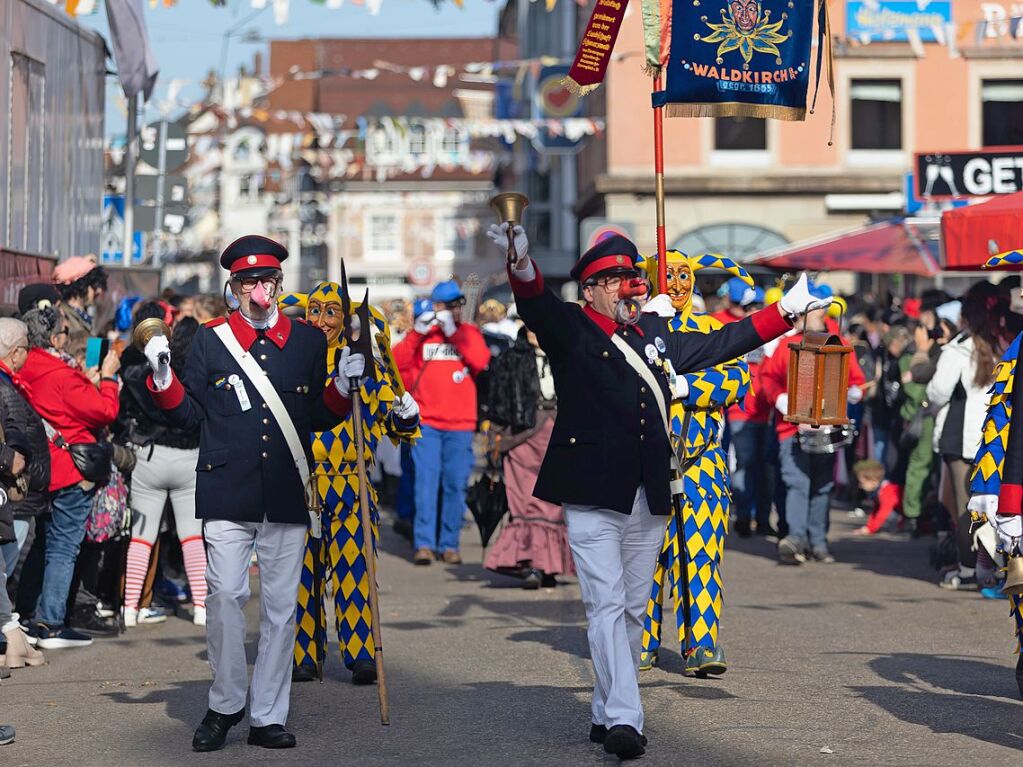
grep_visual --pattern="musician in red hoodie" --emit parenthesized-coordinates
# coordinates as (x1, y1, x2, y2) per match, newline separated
(758, 297, 865, 565)
(393, 280, 490, 565)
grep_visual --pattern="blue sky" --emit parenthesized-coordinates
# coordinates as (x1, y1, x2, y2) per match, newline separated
(81, 0, 503, 136)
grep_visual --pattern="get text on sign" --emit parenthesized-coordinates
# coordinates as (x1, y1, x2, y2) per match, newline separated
(915, 148, 1023, 199)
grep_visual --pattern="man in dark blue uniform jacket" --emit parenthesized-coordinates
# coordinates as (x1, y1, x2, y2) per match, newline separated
(146, 236, 365, 752)
(488, 223, 830, 761)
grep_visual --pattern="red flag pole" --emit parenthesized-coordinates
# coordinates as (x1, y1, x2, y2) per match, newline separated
(652, 73, 667, 294)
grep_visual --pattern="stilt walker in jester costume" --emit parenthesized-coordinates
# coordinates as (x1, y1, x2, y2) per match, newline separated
(637, 250, 753, 676)
(969, 249, 1023, 700)
(279, 282, 421, 686)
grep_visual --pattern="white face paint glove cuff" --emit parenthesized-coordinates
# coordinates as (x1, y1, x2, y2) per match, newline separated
(144, 335, 172, 391)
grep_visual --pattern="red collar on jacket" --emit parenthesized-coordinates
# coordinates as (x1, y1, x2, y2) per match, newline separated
(224, 310, 291, 351)
(582, 305, 644, 338)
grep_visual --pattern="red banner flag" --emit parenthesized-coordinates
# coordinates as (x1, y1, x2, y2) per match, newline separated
(563, 0, 630, 95)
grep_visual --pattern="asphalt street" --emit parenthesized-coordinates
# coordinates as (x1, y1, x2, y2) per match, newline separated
(3, 511, 1023, 766)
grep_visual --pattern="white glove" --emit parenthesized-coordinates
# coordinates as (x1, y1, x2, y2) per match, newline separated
(847, 385, 863, 405)
(435, 309, 457, 338)
(144, 335, 172, 391)
(486, 222, 529, 265)
(968, 494, 999, 527)
(333, 347, 366, 398)
(672, 375, 690, 400)
(775, 393, 789, 415)
(414, 311, 436, 335)
(995, 513, 1023, 553)
(779, 273, 833, 316)
(643, 294, 675, 318)
(393, 392, 420, 421)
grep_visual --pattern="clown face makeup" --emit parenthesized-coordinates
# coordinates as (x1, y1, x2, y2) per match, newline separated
(665, 260, 694, 312)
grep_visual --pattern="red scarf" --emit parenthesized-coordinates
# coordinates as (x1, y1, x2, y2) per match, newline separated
(0, 359, 32, 400)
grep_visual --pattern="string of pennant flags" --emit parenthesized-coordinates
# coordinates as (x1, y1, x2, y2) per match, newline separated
(59, 0, 593, 20)
(166, 112, 606, 182)
(56, 0, 1023, 47)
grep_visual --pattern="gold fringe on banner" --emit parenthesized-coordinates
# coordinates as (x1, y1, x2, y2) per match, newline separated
(561, 76, 602, 97)
(664, 102, 807, 120)
(642, 62, 662, 78)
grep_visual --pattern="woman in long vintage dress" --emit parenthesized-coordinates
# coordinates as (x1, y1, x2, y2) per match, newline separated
(484, 329, 574, 589)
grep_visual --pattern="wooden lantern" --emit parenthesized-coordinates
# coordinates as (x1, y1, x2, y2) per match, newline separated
(785, 331, 853, 427)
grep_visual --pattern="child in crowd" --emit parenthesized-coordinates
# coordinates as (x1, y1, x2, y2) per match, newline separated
(853, 459, 905, 535)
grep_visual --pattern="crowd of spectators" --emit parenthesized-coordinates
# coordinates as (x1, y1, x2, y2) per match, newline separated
(3, 252, 1021, 745)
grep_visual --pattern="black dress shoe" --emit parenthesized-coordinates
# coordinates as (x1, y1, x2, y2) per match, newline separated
(192, 708, 245, 752)
(589, 724, 607, 744)
(247, 724, 296, 749)
(603, 725, 646, 760)
(292, 664, 317, 683)
(351, 659, 377, 685)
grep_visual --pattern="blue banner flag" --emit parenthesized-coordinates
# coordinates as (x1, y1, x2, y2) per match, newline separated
(653, 0, 831, 121)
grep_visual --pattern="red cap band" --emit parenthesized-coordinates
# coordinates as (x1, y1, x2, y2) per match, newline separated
(230, 254, 282, 273)
(580, 254, 634, 283)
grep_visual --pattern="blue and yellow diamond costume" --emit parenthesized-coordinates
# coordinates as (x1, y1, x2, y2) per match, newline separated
(281, 283, 419, 678)
(637, 251, 752, 671)
(971, 330, 1023, 652)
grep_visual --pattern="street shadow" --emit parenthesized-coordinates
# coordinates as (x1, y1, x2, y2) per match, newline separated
(862, 652, 1019, 701)
(101, 678, 210, 730)
(726, 516, 946, 586)
(849, 652, 1023, 751)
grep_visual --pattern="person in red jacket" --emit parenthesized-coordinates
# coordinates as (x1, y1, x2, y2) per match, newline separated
(18, 306, 120, 648)
(757, 299, 865, 564)
(393, 280, 490, 565)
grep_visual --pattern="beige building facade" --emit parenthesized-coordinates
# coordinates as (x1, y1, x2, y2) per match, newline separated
(577, 0, 1023, 279)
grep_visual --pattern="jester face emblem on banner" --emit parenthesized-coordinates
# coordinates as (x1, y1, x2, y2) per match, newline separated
(701, 0, 792, 65)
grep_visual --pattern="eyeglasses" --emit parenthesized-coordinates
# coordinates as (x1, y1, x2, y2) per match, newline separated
(233, 277, 280, 293)
(586, 274, 637, 293)
(54, 327, 70, 337)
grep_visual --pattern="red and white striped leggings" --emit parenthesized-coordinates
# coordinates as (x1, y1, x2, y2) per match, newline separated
(124, 444, 207, 610)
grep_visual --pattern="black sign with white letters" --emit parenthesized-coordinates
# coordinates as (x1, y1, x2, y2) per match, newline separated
(915, 148, 1023, 199)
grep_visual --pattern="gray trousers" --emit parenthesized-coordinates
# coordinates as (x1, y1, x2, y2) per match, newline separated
(564, 487, 667, 734)
(204, 519, 307, 727)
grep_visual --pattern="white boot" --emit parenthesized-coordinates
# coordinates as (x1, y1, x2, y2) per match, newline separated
(192, 606, 206, 627)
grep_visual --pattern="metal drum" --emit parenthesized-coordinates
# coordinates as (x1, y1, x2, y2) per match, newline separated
(797, 425, 856, 455)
